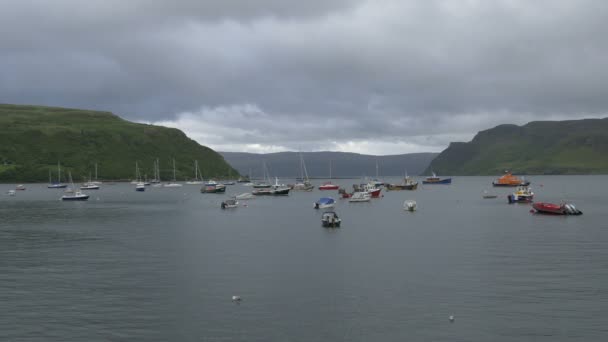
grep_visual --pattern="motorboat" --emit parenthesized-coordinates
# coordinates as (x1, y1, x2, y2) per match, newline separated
(507, 186, 534, 203)
(15, 184, 26, 191)
(386, 177, 418, 191)
(7, 190, 16, 196)
(314, 197, 336, 209)
(62, 172, 89, 201)
(80, 182, 100, 190)
(404, 200, 417, 211)
(135, 182, 146, 192)
(235, 192, 254, 200)
(319, 182, 340, 190)
(321, 211, 341, 227)
(533, 202, 582, 215)
(348, 192, 371, 202)
(353, 183, 381, 198)
(221, 199, 239, 209)
(493, 171, 530, 187)
(422, 172, 452, 184)
(201, 181, 226, 193)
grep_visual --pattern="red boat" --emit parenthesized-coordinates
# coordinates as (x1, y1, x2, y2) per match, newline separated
(533, 202, 582, 215)
(319, 182, 340, 190)
(368, 188, 381, 198)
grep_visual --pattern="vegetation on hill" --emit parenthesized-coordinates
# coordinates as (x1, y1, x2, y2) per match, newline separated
(0, 104, 237, 182)
(425, 118, 608, 175)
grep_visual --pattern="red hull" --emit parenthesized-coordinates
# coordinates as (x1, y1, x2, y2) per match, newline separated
(369, 189, 381, 198)
(319, 184, 340, 190)
(533, 202, 565, 215)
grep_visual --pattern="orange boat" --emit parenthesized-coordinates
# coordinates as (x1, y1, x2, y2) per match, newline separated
(492, 171, 530, 187)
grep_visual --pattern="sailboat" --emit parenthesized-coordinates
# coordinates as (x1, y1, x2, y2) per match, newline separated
(223, 168, 236, 185)
(151, 159, 162, 186)
(81, 171, 100, 190)
(163, 159, 183, 187)
(252, 162, 272, 188)
(134, 162, 146, 191)
(319, 160, 339, 190)
(48, 162, 68, 188)
(61, 172, 89, 200)
(90, 163, 102, 185)
(292, 153, 314, 191)
(186, 160, 203, 185)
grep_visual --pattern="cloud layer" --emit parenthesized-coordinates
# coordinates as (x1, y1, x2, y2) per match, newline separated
(2, 0, 608, 154)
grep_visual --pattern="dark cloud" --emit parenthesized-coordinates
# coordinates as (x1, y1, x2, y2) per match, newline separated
(2, 0, 607, 154)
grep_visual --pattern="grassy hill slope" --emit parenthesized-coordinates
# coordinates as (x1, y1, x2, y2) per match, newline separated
(425, 118, 608, 175)
(0, 104, 237, 182)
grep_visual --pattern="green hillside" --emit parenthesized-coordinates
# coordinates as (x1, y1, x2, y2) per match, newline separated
(0, 104, 237, 182)
(425, 118, 608, 175)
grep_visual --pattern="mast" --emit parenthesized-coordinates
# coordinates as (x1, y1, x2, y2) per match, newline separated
(57, 161, 61, 183)
(49, 168, 52, 184)
(172, 159, 176, 182)
(94, 163, 98, 181)
(329, 160, 332, 180)
(194, 160, 198, 181)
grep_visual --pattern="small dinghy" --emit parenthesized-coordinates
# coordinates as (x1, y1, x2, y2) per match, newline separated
(314, 197, 336, 209)
(321, 211, 341, 227)
(404, 200, 417, 211)
(221, 199, 239, 209)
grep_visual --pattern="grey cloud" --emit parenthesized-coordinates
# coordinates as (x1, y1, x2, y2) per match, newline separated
(1, 0, 607, 154)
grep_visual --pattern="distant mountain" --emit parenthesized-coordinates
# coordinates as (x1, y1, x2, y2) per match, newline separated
(220, 151, 438, 178)
(0, 104, 237, 182)
(425, 118, 608, 175)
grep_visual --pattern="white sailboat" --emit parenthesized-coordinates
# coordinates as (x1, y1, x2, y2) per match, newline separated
(90, 163, 103, 185)
(48, 162, 68, 188)
(134, 162, 146, 191)
(293, 153, 314, 191)
(164, 159, 183, 187)
(62, 172, 90, 200)
(186, 160, 203, 185)
(81, 171, 100, 190)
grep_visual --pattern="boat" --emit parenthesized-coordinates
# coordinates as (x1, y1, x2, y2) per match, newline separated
(235, 192, 254, 200)
(47, 162, 68, 188)
(150, 159, 161, 184)
(201, 180, 227, 193)
(81, 172, 100, 190)
(532, 202, 583, 215)
(314, 197, 336, 209)
(319, 160, 339, 190)
(164, 159, 183, 187)
(61, 172, 89, 201)
(507, 186, 534, 203)
(492, 171, 530, 187)
(15, 184, 26, 191)
(353, 182, 381, 198)
(292, 154, 315, 191)
(90, 163, 103, 185)
(221, 199, 239, 209)
(348, 191, 371, 202)
(237, 174, 251, 183)
(386, 175, 418, 191)
(404, 200, 417, 211)
(482, 190, 497, 199)
(422, 172, 452, 184)
(7, 190, 16, 196)
(186, 160, 204, 185)
(321, 211, 341, 227)
(135, 182, 146, 192)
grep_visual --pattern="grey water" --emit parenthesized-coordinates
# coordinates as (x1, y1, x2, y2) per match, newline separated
(1, 176, 607, 341)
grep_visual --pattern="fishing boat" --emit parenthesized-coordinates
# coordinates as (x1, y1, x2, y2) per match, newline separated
(201, 180, 226, 193)
(61, 172, 89, 201)
(353, 182, 381, 198)
(348, 191, 371, 202)
(422, 172, 452, 184)
(235, 192, 254, 200)
(186, 160, 204, 185)
(321, 211, 341, 227)
(48, 162, 68, 188)
(507, 186, 534, 203)
(252, 178, 290, 196)
(386, 175, 418, 191)
(492, 171, 530, 187)
(314, 197, 336, 209)
(15, 184, 26, 191)
(404, 200, 417, 211)
(532, 202, 582, 215)
(164, 159, 183, 187)
(221, 199, 239, 209)
(292, 154, 315, 191)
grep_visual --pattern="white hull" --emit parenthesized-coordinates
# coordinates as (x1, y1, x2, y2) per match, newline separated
(163, 183, 183, 188)
(349, 192, 371, 202)
(186, 181, 203, 185)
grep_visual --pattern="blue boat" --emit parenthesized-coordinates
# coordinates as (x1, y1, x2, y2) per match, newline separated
(314, 197, 336, 209)
(422, 172, 452, 184)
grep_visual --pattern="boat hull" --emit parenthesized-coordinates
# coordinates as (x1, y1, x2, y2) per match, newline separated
(422, 178, 452, 184)
(61, 195, 89, 201)
(386, 183, 418, 190)
(319, 184, 340, 190)
(507, 194, 533, 203)
(533, 202, 583, 215)
(48, 184, 68, 189)
(493, 181, 531, 187)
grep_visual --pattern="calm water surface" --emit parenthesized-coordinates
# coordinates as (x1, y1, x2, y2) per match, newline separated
(1, 176, 608, 341)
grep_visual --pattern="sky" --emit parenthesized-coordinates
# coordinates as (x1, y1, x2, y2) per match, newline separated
(2, 0, 608, 155)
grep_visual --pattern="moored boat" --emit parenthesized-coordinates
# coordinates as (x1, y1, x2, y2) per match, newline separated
(201, 181, 226, 193)
(221, 199, 239, 209)
(62, 172, 89, 201)
(319, 182, 340, 190)
(7, 190, 16, 196)
(493, 171, 530, 187)
(507, 186, 534, 203)
(386, 177, 418, 191)
(314, 197, 336, 209)
(15, 184, 26, 191)
(404, 200, 417, 211)
(321, 211, 341, 227)
(422, 172, 452, 184)
(533, 202, 582, 215)
(348, 191, 371, 202)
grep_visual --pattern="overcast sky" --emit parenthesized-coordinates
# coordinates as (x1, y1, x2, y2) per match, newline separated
(2, 0, 607, 154)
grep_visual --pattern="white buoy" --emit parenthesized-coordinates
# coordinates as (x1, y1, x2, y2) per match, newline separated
(449, 315, 455, 323)
(232, 295, 241, 302)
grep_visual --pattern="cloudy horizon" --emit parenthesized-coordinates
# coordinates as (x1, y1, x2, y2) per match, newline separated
(2, 0, 608, 155)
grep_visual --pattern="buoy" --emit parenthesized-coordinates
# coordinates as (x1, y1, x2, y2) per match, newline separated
(449, 315, 455, 323)
(232, 295, 241, 302)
